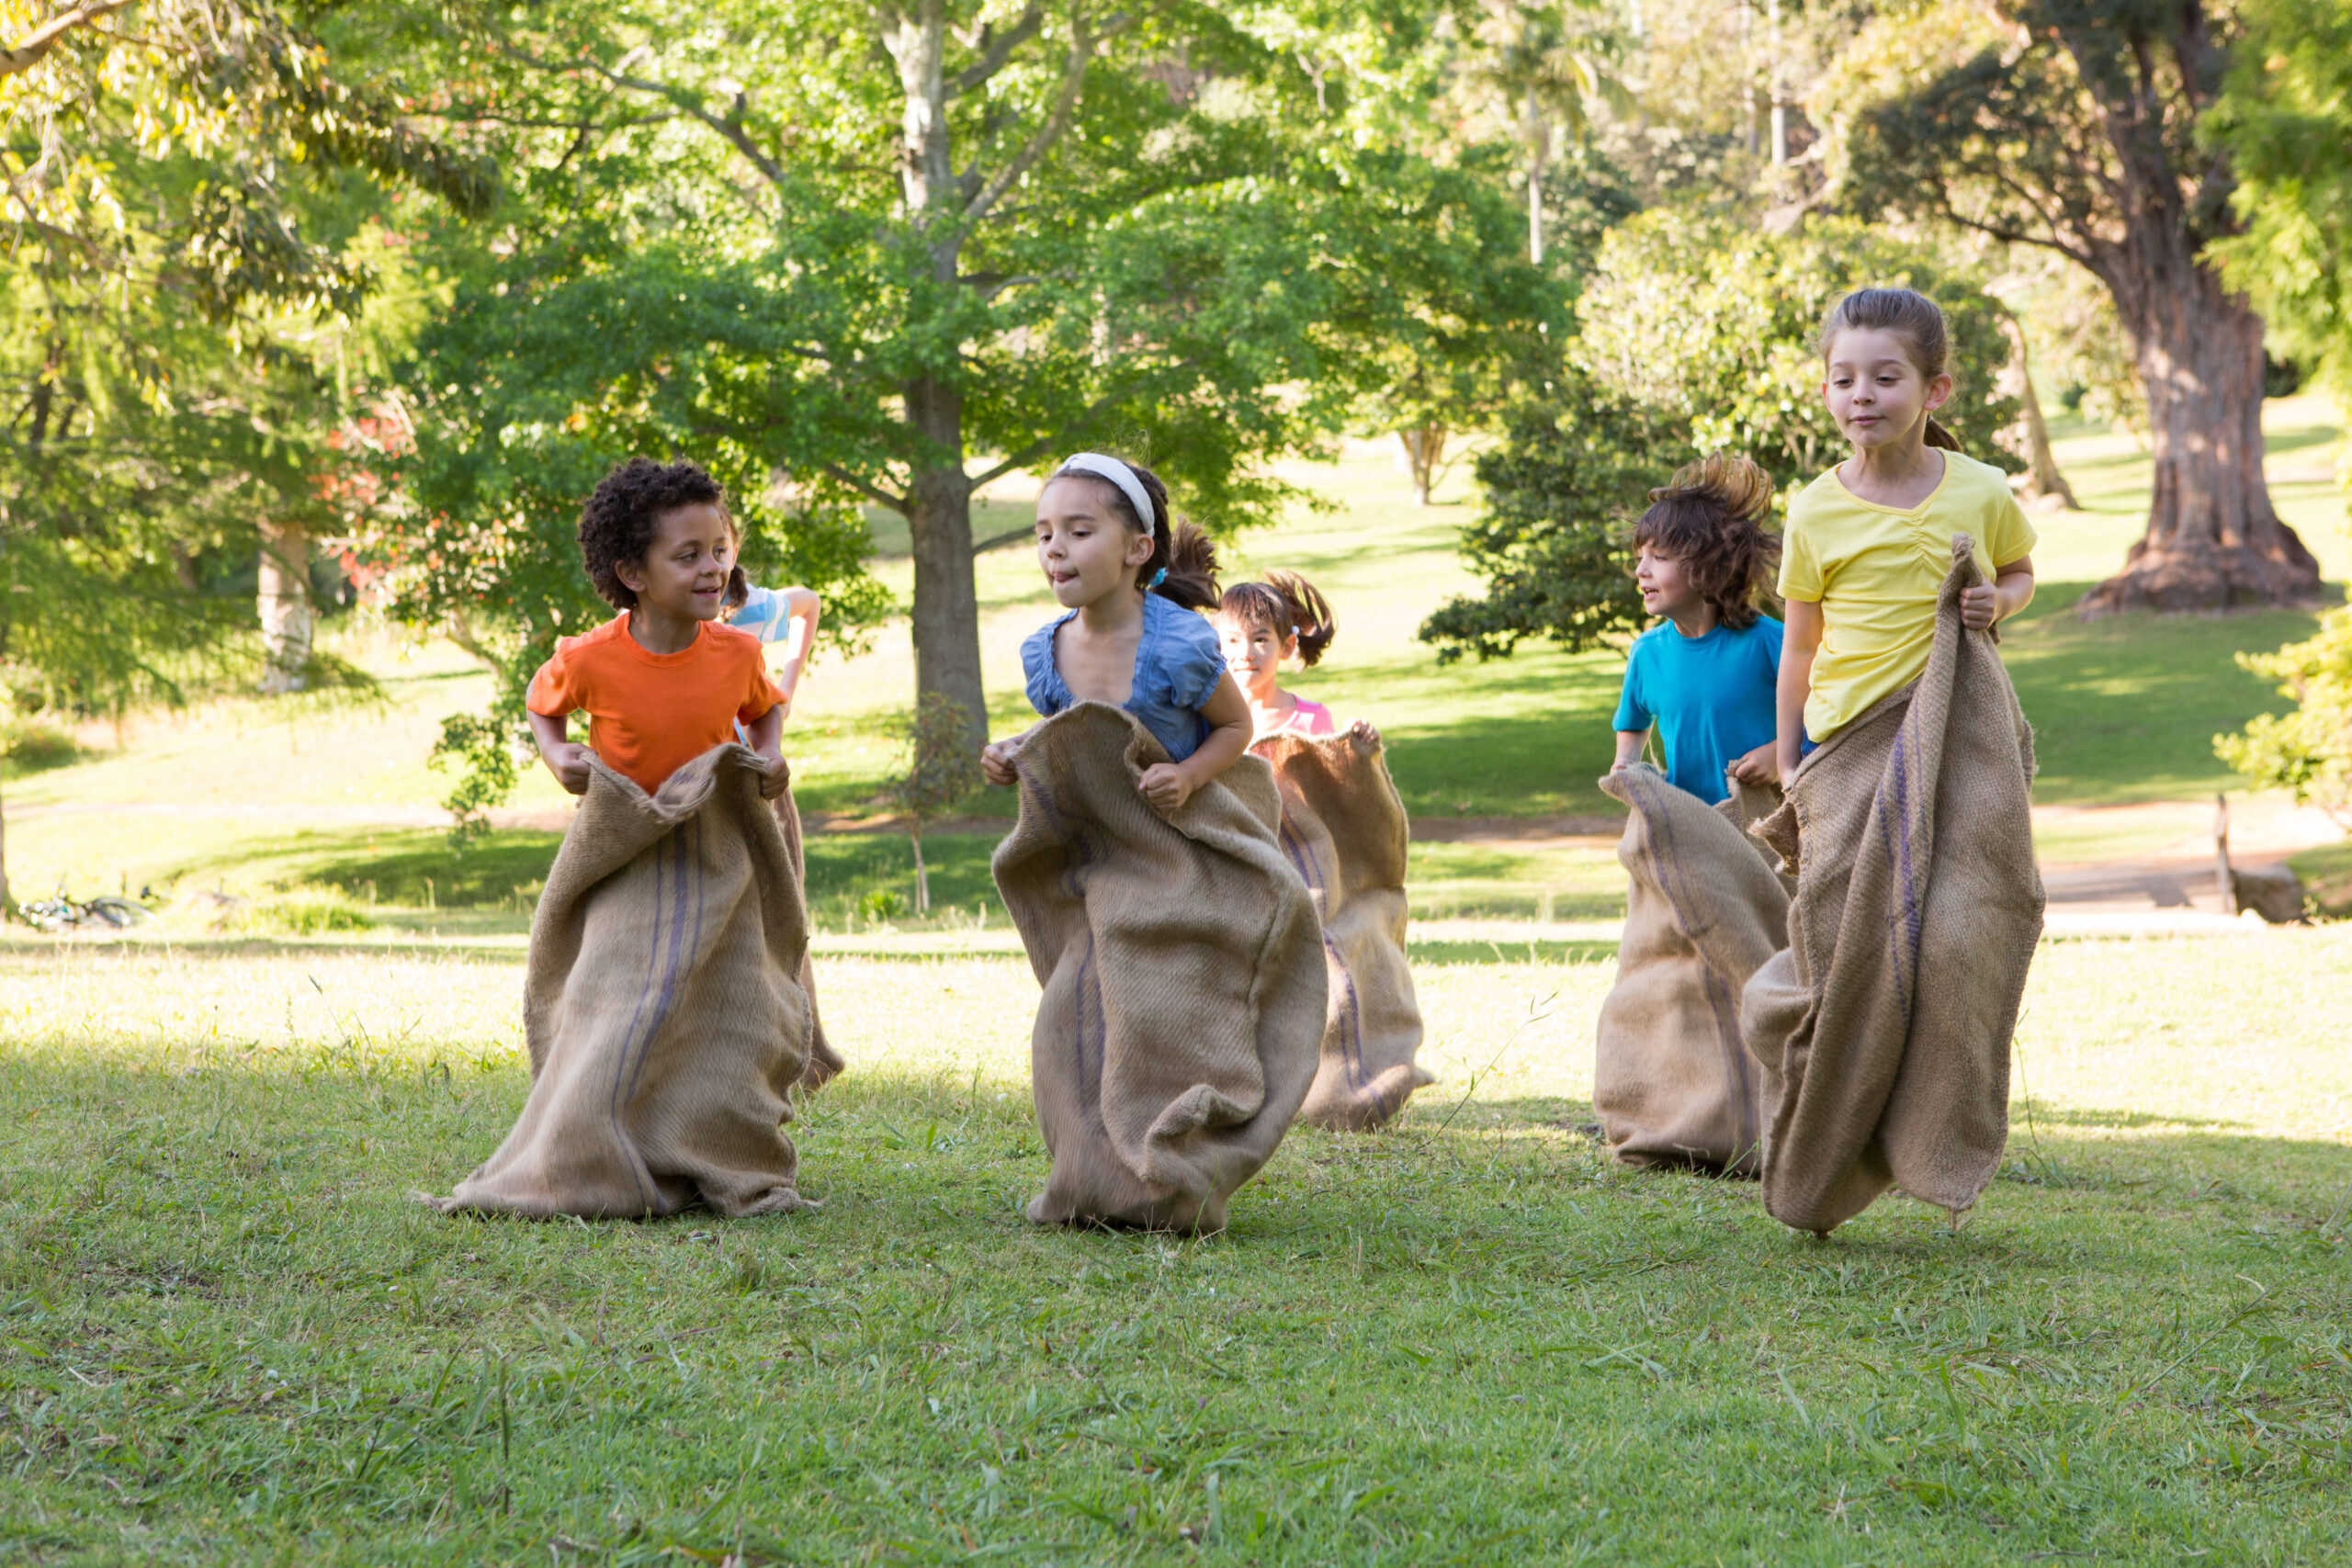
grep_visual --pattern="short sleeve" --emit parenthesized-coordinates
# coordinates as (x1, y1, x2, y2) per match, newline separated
(1159, 604, 1226, 712)
(1983, 487, 2039, 570)
(729, 586, 788, 644)
(1611, 643, 1651, 732)
(1021, 617, 1069, 719)
(526, 645, 576, 716)
(1779, 517, 1824, 602)
(735, 643, 785, 725)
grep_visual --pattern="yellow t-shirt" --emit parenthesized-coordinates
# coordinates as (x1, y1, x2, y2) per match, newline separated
(1780, 451, 2036, 739)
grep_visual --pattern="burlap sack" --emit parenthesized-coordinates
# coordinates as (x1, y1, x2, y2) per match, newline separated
(1593, 767, 1791, 1173)
(435, 744, 820, 1219)
(1741, 536, 2044, 1235)
(992, 703, 1326, 1233)
(1254, 730, 1433, 1131)
(772, 786, 844, 1089)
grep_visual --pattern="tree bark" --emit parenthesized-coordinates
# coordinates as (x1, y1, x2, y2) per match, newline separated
(904, 378, 989, 747)
(1996, 313, 2077, 512)
(2077, 262, 2321, 617)
(1398, 425, 1446, 506)
(257, 518, 313, 693)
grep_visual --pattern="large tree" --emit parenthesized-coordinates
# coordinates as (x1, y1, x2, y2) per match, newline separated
(1818, 0, 2322, 615)
(393, 0, 1535, 746)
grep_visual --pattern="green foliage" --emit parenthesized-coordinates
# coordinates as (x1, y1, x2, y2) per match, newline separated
(2208, 0, 2352, 415)
(1576, 209, 2018, 492)
(1424, 210, 2018, 664)
(2216, 606, 2352, 829)
(1417, 373, 1663, 662)
(427, 711, 520, 850)
(889, 694, 985, 829)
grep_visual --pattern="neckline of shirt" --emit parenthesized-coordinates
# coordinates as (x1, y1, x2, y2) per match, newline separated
(1827, 449, 1957, 516)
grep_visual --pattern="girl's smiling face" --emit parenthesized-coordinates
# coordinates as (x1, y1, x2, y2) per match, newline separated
(1216, 611, 1293, 702)
(616, 502, 735, 624)
(1821, 325, 1952, 449)
(1035, 475, 1152, 609)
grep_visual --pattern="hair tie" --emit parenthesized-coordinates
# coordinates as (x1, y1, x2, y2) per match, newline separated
(1148, 567, 1168, 588)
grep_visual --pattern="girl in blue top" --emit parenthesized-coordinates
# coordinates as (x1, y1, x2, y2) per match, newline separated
(980, 453, 1251, 811)
(1608, 453, 1784, 804)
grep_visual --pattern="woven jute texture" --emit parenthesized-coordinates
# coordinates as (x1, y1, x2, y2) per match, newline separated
(435, 744, 820, 1220)
(1593, 767, 1790, 1173)
(772, 785, 844, 1089)
(1741, 537, 2044, 1235)
(1255, 730, 1433, 1131)
(993, 703, 1325, 1233)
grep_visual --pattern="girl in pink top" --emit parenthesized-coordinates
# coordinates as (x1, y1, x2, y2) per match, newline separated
(1215, 570, 1378, 752)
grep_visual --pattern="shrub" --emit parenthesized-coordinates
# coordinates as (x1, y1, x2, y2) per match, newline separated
(2217, 606, 2352, 829)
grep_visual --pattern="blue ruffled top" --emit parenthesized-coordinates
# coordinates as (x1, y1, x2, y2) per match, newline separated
(1020, 592, 1227, 761)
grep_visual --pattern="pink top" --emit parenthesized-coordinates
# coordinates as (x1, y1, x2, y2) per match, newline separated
(1250, 697, 1336, 755)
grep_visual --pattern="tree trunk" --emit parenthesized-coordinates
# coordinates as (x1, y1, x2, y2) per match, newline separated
(910, 828, 930, 914)
(1398, 425, 1446, 506)
(1996, 314, 2077, 513)
(904, 378, 989, 748)
(257, 518, 313, 693)
(1522, 101, 1548, 265)
(2077, 263, 2321, 617)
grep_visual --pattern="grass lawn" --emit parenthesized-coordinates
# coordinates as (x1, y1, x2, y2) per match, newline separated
(3, 925, 2349, 1563)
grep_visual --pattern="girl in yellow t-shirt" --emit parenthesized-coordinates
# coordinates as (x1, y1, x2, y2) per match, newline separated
(1775, 288, 2038, 785)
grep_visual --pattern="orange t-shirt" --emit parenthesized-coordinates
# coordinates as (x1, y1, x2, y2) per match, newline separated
(526, 615, 785, 794)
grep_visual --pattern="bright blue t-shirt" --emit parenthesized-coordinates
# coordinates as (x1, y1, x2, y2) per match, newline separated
(1611, 615, 1783, 805)
(1021, 592, 1227, 762)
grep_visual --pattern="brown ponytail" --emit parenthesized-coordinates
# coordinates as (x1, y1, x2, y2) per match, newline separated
(1922, 417, 1962, 452)
(1155, 521, 1221, 611)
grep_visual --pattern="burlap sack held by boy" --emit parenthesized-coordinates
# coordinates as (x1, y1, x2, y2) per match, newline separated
(1742, 537, 2044, 1235)
(434, 743, 824, 1219)
(1255, 729, 1434, 1131)
(993, 703, 1326, 1233)
(1594, 767, 1790, 1173)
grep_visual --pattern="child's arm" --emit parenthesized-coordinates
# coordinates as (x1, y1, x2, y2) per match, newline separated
(528, 710, 594, 795)
(743, 704, 784, 762)
(770, 587, 821, 711)
(1611, 728, 1649, 772)
(1962, 553, 2034, 631)
(1776, 599, 1823, 788)
(1140, 672, 1250, 811)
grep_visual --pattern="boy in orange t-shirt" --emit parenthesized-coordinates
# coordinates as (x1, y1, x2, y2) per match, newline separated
(527, 458, 788, 796)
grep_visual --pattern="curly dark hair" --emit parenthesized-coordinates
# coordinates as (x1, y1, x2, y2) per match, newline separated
(576, 457, 746, 612)
(1630, 453, 1781, 631)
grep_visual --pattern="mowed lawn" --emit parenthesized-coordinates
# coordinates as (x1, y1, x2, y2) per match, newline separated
(3, 929, 2350, 1563)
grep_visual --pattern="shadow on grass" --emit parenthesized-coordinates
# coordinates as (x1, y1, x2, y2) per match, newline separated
(2001, 582, 2324, 806)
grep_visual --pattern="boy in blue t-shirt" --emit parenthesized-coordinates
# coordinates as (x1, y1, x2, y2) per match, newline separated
(1609, 454, 1782, 804)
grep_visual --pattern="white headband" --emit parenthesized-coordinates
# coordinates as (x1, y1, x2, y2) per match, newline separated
(1057, 453, 1156, 532)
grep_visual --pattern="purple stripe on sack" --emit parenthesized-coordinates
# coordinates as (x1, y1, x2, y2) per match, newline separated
(1071, 931, 1109, 1138)
(628, 815, 706, 1110)
(1277, 818, 1368, 1097)
(605, 821, 672, 1213)
(1876, 728, 1924, 1016)
(1629, 771, 1758, 1148)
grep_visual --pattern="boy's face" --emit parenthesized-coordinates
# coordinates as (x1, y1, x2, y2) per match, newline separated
(1634, 545, 1701, 623)
(1821, 326, 1954, 450)
(1215, 612, 1291, 700)
(1035, 476, 1153, 609)
(616, 502, 734, 624)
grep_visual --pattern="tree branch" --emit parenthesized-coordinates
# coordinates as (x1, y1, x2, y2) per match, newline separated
(822, 462, 909, 513)
(962, 9, 1129, 225)
(1, 0, 136, 79)
(946, 2, 1045, 97)
(967, 371, 1177, 491)
(494, 41, 792, 191)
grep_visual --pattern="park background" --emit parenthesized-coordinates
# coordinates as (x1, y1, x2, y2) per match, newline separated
(6, 0, 2352, 1563)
